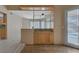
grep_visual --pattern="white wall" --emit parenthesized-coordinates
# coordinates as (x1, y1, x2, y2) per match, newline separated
(7, 11, 22, 43)
(0, 7, 24, 52)
(22, 18, 30, 29)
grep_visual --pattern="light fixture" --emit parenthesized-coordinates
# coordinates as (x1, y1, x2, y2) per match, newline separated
(41, 13, 44, 15)
(20, 7, 33, 10)
(41, 7, 48, 10)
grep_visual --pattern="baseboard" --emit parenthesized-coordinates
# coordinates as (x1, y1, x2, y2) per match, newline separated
(53, 44, 65, 46)
(15, 43, 25, 53)
(25, 44, 64, 46)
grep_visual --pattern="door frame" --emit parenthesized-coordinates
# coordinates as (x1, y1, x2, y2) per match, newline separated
(64, 6, 79, 48)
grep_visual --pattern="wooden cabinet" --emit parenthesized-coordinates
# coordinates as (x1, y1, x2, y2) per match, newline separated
(0, 29, 7, 39)
(34, 29, 54, 44)
(21, 29, 54, 45)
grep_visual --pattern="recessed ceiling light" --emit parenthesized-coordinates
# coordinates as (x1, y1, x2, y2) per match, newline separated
(20, 7, 33, 10)
(41, 7, 48, 10)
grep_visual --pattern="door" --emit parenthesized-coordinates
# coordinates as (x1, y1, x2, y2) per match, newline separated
(65, 8, 79, 48)
(34, 30, 53, 44)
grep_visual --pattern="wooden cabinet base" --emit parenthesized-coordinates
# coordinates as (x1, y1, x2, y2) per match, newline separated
(21, 29, 54, 45)
(0, 29, 7, 40)
(34, 30, 54, 44)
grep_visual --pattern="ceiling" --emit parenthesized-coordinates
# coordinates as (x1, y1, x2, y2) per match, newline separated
(5, 5, 55, 10)
(6, 5, 78, 10)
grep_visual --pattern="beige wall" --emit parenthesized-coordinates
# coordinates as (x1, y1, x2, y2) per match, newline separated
(53, 6, 64, 44)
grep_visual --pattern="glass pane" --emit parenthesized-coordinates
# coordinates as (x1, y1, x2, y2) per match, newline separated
(46, 16, 51, 21)
(46, 21, 50, 29)
(67, 9, 79, 45)
(30, 21, 33, 29)
(41, 21, 45, 29)
(34, 21, 40, 29)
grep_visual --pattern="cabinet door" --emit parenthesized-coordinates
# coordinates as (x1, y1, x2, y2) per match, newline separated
(34, 30, 53, 44)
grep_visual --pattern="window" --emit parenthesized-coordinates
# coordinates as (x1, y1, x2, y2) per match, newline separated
(30, 20, 53, 29)
(24, 8, 54, 29)
(30, 21, 33, 29)
(46, 21, 50, 29)
(33, 21, 40, 29)
(67, 9, 79, 45)
(41, 21, 45, 29)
